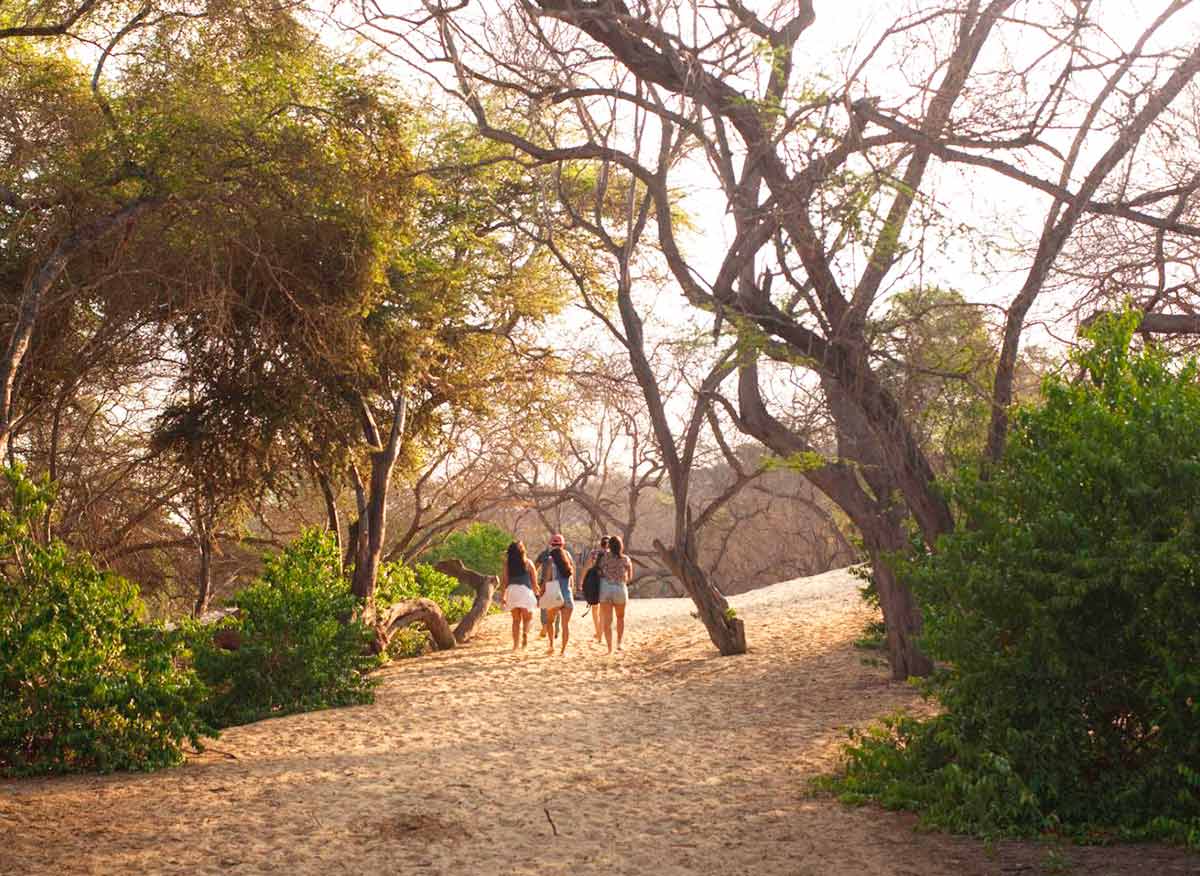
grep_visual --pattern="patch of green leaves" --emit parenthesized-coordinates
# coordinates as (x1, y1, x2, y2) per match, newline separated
(827, 313, 1200, 846)
(188, 530, 377, 729)
(0, 469, 211, 775)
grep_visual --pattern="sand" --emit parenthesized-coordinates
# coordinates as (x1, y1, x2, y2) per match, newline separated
(1, 568, 1196, 875)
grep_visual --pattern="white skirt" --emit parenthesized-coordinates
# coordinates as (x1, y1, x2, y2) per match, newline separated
(505, 584, 537, 612)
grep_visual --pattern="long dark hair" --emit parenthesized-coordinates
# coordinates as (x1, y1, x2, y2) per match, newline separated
(506, 541, 527, 578)
(550, 546, 574, 579)
(608, 534, 624, 557)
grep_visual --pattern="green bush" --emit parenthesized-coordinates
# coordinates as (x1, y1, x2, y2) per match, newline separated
(376, 560, 471, 658)
(190, 530, 378, 728)
(829, 314, 1200, 845)
(420, 522, 510, 576)
(0, 469, 211, 775)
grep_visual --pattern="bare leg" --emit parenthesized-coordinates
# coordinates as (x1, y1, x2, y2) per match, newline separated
(592, 603, 602, 641)
(560, 606, 573, 655)
(510, 610, 521, 650)
(544, 607, 559, 654)
(614, 602, 626, 651)
(520, 610, 530, 648)
(599, 602, 614, 654)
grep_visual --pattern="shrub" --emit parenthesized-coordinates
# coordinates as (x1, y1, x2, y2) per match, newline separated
(0, 469, 211, 775)
(190, 530, 377, 728)
(829, 314, 1200, 845)
(420, 522, 511, 576)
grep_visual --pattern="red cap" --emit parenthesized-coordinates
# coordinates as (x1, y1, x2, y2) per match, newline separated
(549, 533, 565, 547)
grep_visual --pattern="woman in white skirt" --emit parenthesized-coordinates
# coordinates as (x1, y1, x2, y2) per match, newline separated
(537, 546, 575, 656)
(499, 541, 538, 650)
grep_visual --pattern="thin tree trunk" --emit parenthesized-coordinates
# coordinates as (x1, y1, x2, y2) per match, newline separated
(193, 529, 214, 618)
(653, 533, 746, 656)
(349, 395, 406, 605)
(315, 468, 342, 557)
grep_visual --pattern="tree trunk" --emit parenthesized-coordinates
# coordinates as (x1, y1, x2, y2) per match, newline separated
(433, 558, 496, 644)
(349, 395, 406, 605)
(737, 364, 933, 677)
(654, 536, 746, 656)
(193, 530, 214, 618)
(855, 516, 933, 680)
(372, 597, 457, 655)
(316, 469, 342, 557)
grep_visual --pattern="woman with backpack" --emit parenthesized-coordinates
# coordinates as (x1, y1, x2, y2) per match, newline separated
(499, 541, 537, 650)
(578, 536, 609, 642)
(537, 546, 575, 655)
(597, 534, 634, 653)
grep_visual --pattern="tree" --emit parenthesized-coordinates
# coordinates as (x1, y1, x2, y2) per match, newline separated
(369, 0, 1200, 671)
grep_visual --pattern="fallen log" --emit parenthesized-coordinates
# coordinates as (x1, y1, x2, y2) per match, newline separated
(433, 558, 497, 644)
(371, 597, 457, 655)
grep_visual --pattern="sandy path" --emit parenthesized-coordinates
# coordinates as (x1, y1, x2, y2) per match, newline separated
(1, 569, 1196, 875)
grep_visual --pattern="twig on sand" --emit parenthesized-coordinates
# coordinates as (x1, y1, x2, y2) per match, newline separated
(544, 807, 558, 837)
(190, 745, 239, 760)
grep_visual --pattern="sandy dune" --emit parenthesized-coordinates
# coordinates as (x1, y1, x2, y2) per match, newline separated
(1, 569, 1196, 875)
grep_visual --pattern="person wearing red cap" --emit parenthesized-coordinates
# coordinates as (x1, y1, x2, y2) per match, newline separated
(535, 533, 573, 644)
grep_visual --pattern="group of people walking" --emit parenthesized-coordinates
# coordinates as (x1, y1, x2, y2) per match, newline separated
(499, 533, 634, 655)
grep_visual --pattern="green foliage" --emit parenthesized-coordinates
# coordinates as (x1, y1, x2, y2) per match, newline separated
(829, 314, 1200, 845)
(872, 287, 995, 467)
(189, 530, 377, 728)
(0, 469, 211, 775)
(421, 522, 511, 576)
(762, 450, 829, 474)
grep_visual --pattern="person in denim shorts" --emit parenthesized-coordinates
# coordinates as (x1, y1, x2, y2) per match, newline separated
(597, 534, 633, 653)
(538, 546, 575, 656)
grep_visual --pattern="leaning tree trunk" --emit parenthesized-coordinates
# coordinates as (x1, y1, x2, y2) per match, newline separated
(433, 558, 496, 644)
(737, 363, 932, 677)
(371, 597, 457, 655)
(654, 535, 746, 656)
